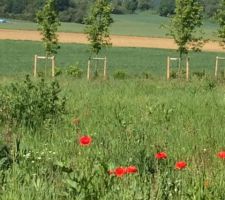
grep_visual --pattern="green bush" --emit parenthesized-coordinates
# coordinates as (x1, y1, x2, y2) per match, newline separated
(66, 64, 83, 78)
(0, 142, 12, 170)
(192, 70, 206, 79)
(113, 71, 128, 80)
(170, 69, 186, 79)
(0, 75, 66, 130)
(141, 72, 153, 79)
(55, 67, 63, 77)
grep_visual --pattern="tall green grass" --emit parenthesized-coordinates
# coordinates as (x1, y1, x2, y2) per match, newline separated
(1, 78, 225, 199)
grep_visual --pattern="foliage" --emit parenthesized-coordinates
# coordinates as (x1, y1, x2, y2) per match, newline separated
(159, 0, 175, 17)
(0, 76, 66, 129)
(123, 0, 138, 14)
(138, 0, 154, 10)
(36, 0, 60, 56)
(66, 64, 83, 78)
(0, 0, 222, 21)
(55, 67, 63, 76)
(216, 0, 225, 49)
(202, 0, 220, 18)
(113, 70, 128, 79)
(0, 143, 12, 170)
(58, 0, 90, 23)
(192, 70, 206, 79)
(85, 0, 113, 55)
(167, 0, 204, 58)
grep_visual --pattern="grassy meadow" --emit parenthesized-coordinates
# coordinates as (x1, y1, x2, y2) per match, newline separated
(0, 11, 219, 39)
(1, 77, 225, 199)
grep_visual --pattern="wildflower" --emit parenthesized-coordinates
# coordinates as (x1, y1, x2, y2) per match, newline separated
(175, 161, 187, 170)
(126, 166, 138, 174)
(217, 151, 225, 159)
(79, 136, 92, 146)
(114, 167, 126, 177)
(155, 152, 168, 160)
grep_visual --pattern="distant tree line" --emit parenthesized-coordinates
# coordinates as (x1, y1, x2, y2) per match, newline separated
(158, 0, 220, 17)
(0, 0, 221, 23)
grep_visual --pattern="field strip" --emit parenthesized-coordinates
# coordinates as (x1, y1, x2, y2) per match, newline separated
(0, 29, 224, 52)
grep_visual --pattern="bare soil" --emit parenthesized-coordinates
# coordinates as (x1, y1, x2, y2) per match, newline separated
(0, 29, 224, 52)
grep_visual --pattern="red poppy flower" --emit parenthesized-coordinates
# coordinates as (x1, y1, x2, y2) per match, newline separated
(155, 152, 168, 160)
(175, 161, 187, 170)
(126, 166, 138, 174)
(79, 136, 92, 146)
(217, 151, 225, 159)
(114, 167, 126, 177)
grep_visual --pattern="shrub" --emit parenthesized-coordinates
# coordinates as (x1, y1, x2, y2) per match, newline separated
(0, 142, 12, 170)
(113, 71, 128, 80)
(204, 79, 217, 90)
(0, 75, 66, 130)
(141, 72, 153, 79)
(170, 69, 186, 79)
(66, 64, 83, 78)
(55, 67, 63, 76)
(192, 70, 206, 79)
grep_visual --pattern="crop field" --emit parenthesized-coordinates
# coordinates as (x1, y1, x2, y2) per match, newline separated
(0, 12, 219, 39)
(0, 40, 225, 78)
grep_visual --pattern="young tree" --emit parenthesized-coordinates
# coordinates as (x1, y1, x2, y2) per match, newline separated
(85, 0, 113, 56)
(216, 0, 225, 48)
(167, 0, 204, 59)
(36, 0, 60, 56)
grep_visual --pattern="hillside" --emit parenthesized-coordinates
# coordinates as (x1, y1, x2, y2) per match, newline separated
(0, 11, 218, 39)
(0, 0, 220, 23)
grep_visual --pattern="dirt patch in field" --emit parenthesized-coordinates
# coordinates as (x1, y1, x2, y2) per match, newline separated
(0, 29, 224, 52)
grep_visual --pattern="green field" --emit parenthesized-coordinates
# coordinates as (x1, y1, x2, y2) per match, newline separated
(0, 40, 224, 78)
(0, 11, 219, 39)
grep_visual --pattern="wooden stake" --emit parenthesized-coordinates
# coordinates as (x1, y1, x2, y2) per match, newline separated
(167, 56, 170, 80)
(186, 57, 190, 81)
(87, 59, 91, 80)
(215, 56, 218, 78)
(34, 55, 37, 77)
(103, 57, 107, 80)
(52, 56, 55, 77)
